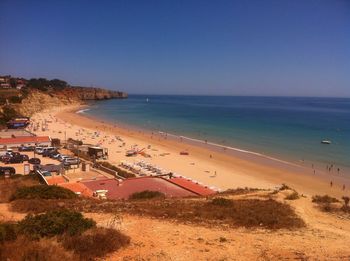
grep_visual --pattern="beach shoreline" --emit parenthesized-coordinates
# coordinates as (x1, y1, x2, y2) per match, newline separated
(31, 104, 349, 198)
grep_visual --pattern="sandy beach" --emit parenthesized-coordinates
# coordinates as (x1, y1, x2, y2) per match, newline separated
(29, 104, 349, 198)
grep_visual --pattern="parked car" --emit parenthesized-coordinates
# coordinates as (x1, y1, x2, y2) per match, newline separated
(34, 163, 63, 173)
(42, 150, 57, 157)
(0, 166, 16, 175)
(35, 147, 44, 154)
(49, 152, 60, 158)
(42, 147, 57, 155)
(19, 146, 35, 152)
(41, 170, 52, 177)
(19, 154, 29, 162)
(51, 153, 61, 159)
(58, 155, 70, 162)
(63, 158, 80, 166)
(28, 158, 41, 165)
(0, 154, 12, 163)
(5, 156, 23, 164)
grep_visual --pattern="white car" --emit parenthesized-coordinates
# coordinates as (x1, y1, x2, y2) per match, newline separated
(35, 147, 44, 154)
(58, 155, 70, 162)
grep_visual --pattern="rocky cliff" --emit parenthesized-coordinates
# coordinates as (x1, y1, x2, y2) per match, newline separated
(66, 87, 128, 100)
(15, 90, 80, 116)
(12, 87, 127, 116)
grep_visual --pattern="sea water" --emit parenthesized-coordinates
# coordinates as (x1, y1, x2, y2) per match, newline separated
(84, 95, 350, 172)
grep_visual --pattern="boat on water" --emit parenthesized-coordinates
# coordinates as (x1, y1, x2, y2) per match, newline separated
(321, 140, 332, 144)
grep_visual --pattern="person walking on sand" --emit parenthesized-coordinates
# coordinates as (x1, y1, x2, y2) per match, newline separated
(330, 181, 333, 187)
(343, 184, 346, 190)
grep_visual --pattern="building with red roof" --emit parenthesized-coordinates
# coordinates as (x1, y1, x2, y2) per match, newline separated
(81, 176, 197, 200)
(167, 177, 216, 196)
(0, 136, 51, 149)
(46, 176, 67, 185)
(59, 182, 92, 197)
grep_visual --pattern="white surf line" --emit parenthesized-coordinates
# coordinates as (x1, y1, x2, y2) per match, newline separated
(76, 108, 90, 114)
(161, 132, 302, 168)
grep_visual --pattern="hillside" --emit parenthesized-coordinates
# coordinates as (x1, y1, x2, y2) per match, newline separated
(0, 77, 127, 123)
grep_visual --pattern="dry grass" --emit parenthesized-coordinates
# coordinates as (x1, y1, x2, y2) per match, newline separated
(0, 236, 76, 261)
(285, 191, 300, 200)
(62, 227, 130, 260)
(217, 187, 262, 196)
(71, 197, 305, 229)
(0, 175, 40, 203)
(312, 195, 339, 204)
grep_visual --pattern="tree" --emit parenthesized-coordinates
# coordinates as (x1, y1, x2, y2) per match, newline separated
(0, 106, 19, 122)
(9, 78, 17, 88)
(49, 79, 67, 90)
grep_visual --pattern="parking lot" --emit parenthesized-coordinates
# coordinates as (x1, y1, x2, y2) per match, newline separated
(0, 149, 75, 175)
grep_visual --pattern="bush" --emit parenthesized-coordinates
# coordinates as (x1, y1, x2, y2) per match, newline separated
(62, 228, 130, 259)
(0, 174, 40, 203)
(18, 209, 96, 239)
(11, 185, 78, 201)
(312, 195, 339, 204)
(211, 197, 233, 207)
(129, 190, 165, 200)
(285, 191, 300, 200)
(0, 222, 18, 243)
(0, 236, 76, 261)
(0, 106, 19, 122)
(279, 184, 291, 191)
(8, 96, 22, 103)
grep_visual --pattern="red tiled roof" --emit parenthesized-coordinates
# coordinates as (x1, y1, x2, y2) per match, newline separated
(0, 136, 50, 145)
(166, 177, 216, 196)
(46, 176, 66, 185)
(60, 182, 92, 197)
(81, 177, 196, 200)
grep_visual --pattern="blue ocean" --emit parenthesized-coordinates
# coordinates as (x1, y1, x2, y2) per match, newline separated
(84, 95, 350, 171)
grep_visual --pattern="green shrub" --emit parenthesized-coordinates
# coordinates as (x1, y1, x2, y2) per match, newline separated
(312, 195, 339, 204)
(285, 191, 299, 200)
(8, 96, 22, 103)
(11, 185, 77, 201)
(0, 106, 19, 122)
(0, 223, 18, 243)
(211, 197, 233, 207)
(129, 190, 165, 200)
(62, 228, 130, 259)
(18, 209, 96, 239)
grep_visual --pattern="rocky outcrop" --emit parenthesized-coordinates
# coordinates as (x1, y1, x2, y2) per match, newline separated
(66, 87, 128, 100)
(15, 90, 81, 116)
(5, 86, 127, 117)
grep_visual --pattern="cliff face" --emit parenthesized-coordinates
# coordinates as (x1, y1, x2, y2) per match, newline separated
(66, 87, 128, 100)
(13, 87, 127, 116)
(15, 90, 81, 116)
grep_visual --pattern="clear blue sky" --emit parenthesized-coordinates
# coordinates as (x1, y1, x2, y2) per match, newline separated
(0, 0, 349, 97)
